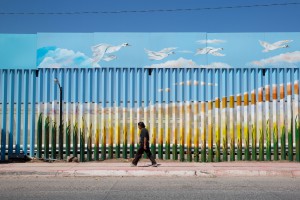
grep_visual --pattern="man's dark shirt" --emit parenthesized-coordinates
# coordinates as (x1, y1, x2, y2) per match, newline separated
(139, 128, 150, 147)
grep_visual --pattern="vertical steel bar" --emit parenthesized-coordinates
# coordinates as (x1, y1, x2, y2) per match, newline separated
(30, 70, 36, 157)
(8, 70, 15, 157)
(294, 68, 300, 162)
(229, 69, 235, 161)
(150, 69, 157, 158)
(221, 69, 228, 161)
(244, 69, 250, 160)
(280, 68, 286, 160)
(87, 68, 93, 161)
(251, 69, 257, 161)
(37, 69, 43, 158)
(215, 69, 221, 162)
(272, 68, 279, 160)
(158, 69, 163, 159)
(129, 68, 135, 158)
(73, 69, 79, 158)
(1, 70, 8, 161)
(179, 69, 185, 161)
(186, 69, 192, 162)
(115, 68, 121, 158)
(258, 69, 264, 161)
(16, 70, 22, 155)
(287, 69, 293, 161)
(165, 69, 171, 159)
(172, 69, 178, 160)
(236, 69, 242, 161)
(201, 69, 207, 162)
(265, 69, 271, 161)
(122, 68, 128, 159)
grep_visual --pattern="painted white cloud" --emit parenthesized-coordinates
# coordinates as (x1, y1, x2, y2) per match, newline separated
(251, 51, 300, 67)
(196, 39, 226, 44)
(38, 48, 100, 68)
(146, 57, 231, 69)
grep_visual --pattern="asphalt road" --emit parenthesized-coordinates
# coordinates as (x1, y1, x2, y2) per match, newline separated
(0, 176, 299, 200)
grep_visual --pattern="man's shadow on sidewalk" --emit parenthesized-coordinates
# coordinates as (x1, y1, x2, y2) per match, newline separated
(138, 163, 161, 167)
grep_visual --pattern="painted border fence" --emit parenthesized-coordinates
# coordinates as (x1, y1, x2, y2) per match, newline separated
(0, 67, 300, 162)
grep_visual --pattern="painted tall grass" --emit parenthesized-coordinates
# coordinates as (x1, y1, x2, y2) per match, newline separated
(287, 82, 293, 161)
(280, 84, 286, 160)
(294, 80, 300, 162)
(222, 97, 227, 161)
(73, 123, 78, 158)
(179, 102, 185, 161)
(165, 104, 171, 160)
(37, 113, 43, 158)
(158, 104, 164, 159)
(265, 85, 271, 161)
(236, 94, 242, 161)
(194, 102, 199, 162)
(172, 102, 178, 160)
(150, 104, 156, 158)
(258, 87, 264, 161)
(65, 122, 71, 157)
(201, 102, 206, 162)
(251, 90, 257, 160)
(87, 123, 92, 161)
(272, 84, 279, 160)
(44, 117, 50, 159)
(80, 117, 85, 162)
(229, 96, 235, 161)
(244, 93, 250, 160)
(208, 101, 213, 162)
(186, 102, 192, 162)
(51, 121, 57, 159)
(109, 107, 114, 159)
(115, 107, 120, 159)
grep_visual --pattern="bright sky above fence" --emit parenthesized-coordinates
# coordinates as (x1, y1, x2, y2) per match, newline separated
(0, 0, 300, 33)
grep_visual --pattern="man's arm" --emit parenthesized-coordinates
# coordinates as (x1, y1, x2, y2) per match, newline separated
(144, 137, 147, 149)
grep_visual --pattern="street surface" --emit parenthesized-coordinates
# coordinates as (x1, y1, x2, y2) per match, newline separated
(0, 176, 299, 200)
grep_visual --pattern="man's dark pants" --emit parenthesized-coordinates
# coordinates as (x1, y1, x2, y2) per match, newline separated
(132, 145, 156, 165)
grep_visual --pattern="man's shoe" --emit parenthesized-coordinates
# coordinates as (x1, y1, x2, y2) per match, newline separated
(151, 163, 158, 167)
(130, 163, 137, 167)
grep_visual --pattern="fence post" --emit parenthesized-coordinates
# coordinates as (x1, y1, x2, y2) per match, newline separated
(1, 70, 8, 161)
(221, 69, 228, 161)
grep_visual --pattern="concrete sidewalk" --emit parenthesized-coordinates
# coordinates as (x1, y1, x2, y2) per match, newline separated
(0, 159, 299, 177)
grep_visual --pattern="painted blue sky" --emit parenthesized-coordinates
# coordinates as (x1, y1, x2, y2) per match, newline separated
(35, 32, 300, 69)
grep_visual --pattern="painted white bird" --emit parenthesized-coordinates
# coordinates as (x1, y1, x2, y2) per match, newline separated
(91, 43, 130, 63)
(144, 47, 176, 60)
(195, 47, 225, 56)
(259, 40, 293, 52)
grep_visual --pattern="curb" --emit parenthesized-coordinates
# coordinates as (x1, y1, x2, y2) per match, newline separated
(1, 169, 299, 178)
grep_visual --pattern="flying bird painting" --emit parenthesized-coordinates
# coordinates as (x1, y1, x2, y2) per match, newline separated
(91, 43, 130, 63)
(195, 47, 225, 56)
(259, 40, 293, 52)
(144, 47, 176, 60)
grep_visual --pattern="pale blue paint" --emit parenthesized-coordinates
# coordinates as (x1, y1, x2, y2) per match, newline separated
(0, 34, 36, 69)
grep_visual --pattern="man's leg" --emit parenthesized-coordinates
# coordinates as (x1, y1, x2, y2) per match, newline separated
(132, 146, 144, 165)
(145, 148, 156, 165)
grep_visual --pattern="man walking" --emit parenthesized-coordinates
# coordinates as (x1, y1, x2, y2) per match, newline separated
(131, 122, 157, 167)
